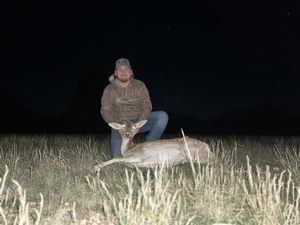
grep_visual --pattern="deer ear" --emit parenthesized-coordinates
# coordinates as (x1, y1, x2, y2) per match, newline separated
(108, 122, 123, 130)
(135, 120, 147, 128)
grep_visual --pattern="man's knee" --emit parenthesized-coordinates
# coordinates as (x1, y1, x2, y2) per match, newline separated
(156, 111, 169, 126)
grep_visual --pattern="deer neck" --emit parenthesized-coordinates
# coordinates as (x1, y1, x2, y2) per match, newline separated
(120, 137, 134, 155)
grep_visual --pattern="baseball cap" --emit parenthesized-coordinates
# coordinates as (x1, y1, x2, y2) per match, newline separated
(115, 58, 131, 69)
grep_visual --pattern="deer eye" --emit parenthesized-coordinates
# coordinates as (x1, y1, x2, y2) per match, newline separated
(132, 126, 136, 130)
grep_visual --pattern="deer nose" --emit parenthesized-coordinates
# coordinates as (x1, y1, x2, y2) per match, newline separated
(124, 132, 131, 137)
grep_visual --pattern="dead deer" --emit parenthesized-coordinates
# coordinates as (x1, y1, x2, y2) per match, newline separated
(94, 120, 214, 172)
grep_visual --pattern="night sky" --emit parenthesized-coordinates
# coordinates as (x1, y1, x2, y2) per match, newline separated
(2, 0, 300, 134)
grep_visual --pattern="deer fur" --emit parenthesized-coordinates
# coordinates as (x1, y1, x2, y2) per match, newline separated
(94, 120, 214, 172)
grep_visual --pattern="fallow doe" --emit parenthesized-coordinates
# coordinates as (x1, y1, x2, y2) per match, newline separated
(94, 120, 214, 172)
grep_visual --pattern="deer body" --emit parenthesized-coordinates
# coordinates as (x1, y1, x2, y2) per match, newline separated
(94, 120, 214, 172)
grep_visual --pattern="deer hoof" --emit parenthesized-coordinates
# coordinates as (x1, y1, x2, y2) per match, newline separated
(94, 165, 101, 173)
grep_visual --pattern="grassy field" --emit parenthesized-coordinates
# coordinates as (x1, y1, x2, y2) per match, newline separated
(0, 134, 300, 225)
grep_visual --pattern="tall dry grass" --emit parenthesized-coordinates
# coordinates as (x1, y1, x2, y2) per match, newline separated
(0, 165, 43, 225)
(274, 144, 300, 177)
(0, 134, 299, 224)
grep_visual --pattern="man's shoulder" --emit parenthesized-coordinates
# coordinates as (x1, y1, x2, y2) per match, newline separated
(132, 78, 146, 87)
(103, 82, 115, 92)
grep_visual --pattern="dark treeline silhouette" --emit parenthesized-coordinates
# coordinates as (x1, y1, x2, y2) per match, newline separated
(204, 106, 300, 135)
(1, 76, 300, 135)
(66, 72, 108, 133)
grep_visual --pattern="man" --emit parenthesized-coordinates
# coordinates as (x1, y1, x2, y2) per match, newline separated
(101, 58, 169, 157)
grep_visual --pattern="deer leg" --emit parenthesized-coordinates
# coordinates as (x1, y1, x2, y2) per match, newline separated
(94, 158, 126, 172)
(94, 156, 145, 172)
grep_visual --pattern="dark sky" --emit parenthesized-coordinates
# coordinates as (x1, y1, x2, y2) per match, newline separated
(2, 0, 300, 124)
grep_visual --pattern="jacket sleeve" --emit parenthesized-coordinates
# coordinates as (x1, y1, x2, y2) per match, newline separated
(100, 87, 114, 123)
(138, 82, 152, 121)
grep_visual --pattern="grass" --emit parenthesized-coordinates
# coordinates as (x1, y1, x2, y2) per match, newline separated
(0, 134, 299, 224)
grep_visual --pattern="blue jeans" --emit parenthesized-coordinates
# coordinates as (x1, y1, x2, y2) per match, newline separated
(109, 111, 169, 157)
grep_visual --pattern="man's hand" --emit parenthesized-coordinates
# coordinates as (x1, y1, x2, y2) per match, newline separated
(133, 128, 139, 136)
(118, 126, 139, 137)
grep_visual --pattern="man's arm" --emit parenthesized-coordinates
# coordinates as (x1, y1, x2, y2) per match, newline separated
(138, 82, 152, 121)
(100, 88, 114, 123)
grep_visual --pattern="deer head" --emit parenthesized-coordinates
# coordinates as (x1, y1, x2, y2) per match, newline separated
(108, 120, 147, 155)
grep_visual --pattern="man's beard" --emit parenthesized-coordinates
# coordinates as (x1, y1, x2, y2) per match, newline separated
(118, 77, 131, 83)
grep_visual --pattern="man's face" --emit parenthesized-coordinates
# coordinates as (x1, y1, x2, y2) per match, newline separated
(115, 66, 132, 83)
